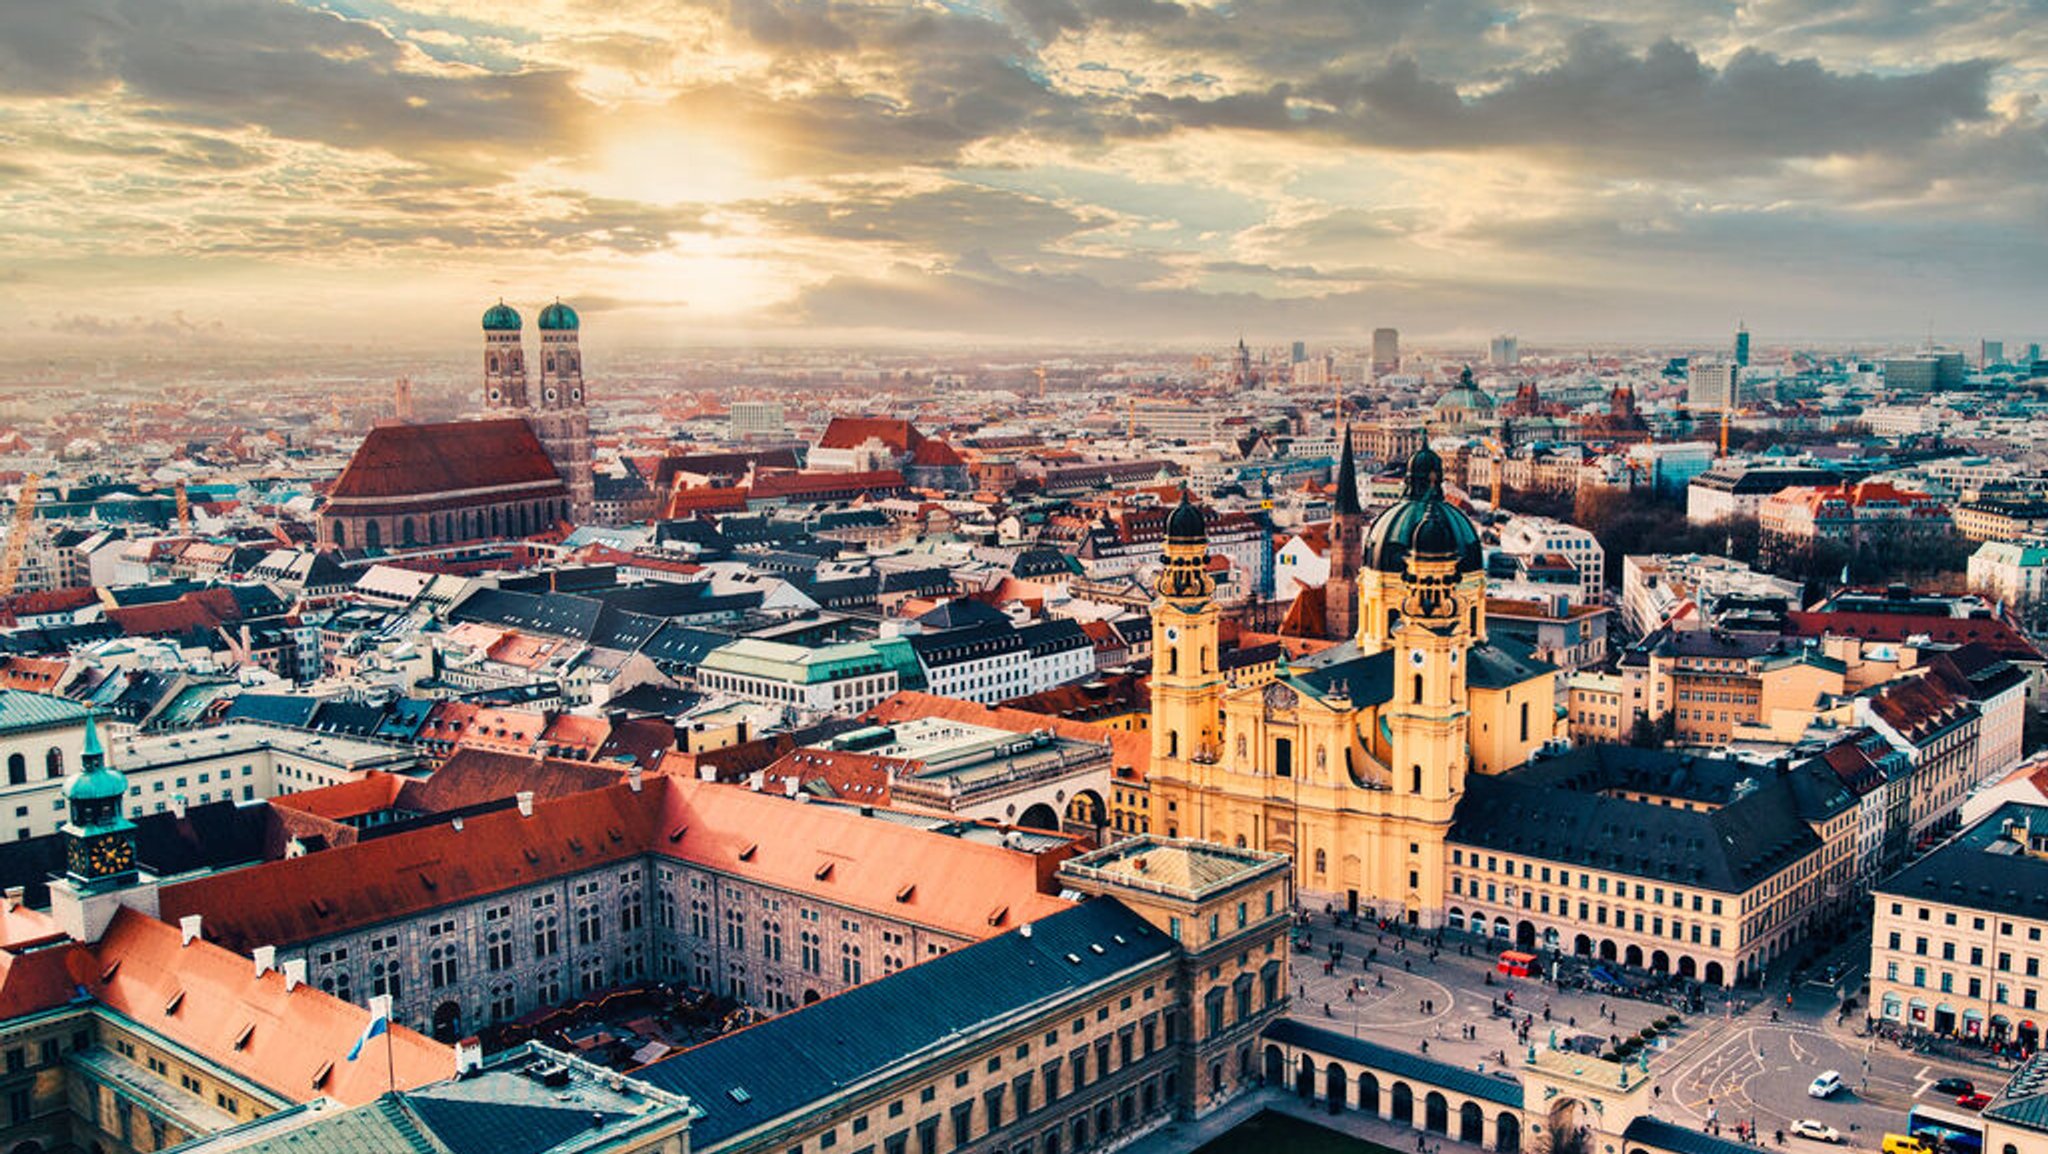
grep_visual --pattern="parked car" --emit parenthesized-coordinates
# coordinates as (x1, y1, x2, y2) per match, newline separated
(1791, 1120, 1842, 1144)
(1808, 1070, 1844, 1099)
(1882, 1135, 1933, 1154)
(1933, 1076, 1975, 1096)
(1957, 1091, 1992, 1110)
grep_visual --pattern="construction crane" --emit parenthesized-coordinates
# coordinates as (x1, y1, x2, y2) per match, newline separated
(174, 479, 190, 535)
(0, 474, 42, 598)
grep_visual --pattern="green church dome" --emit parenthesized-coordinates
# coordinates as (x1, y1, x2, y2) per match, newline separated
(1364, 448, 1483, 574)
(62, 716, 126, 805)
(537, 300, 580, 331)
(482, 301, 523, 332)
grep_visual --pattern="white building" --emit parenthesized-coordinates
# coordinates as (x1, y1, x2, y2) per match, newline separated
(1969, 541, 2048, 612)
(728, 401, 786, 440)
(1495, 514, 1604, 604)
(1686, 361, 1741, 410)
(1619, 553, 1803, 637)
(695, 637, 912, 715)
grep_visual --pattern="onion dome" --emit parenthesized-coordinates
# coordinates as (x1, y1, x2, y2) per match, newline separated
(481, 301, 522, 332)
(1165, 487, 1207, 545)
(537, 300, 580, 331)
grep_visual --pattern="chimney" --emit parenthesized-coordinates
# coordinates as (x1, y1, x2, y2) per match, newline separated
(455, 1037, 484, 1077)
(253, 945, 276, 977)
(697, 765, 718, 782)
(516, 791, 535, 817)
(627, 765, 643, 794)
(451, 816, 464, 832)
(282, 958, 305, 992)
(284, 838, 307, 859)
(170, 794, 188, 820)
(747, 771, 765, 792)
(179, 914, 202, 946)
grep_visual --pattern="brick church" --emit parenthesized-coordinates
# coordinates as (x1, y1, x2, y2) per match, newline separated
(318, 301, 596, 551)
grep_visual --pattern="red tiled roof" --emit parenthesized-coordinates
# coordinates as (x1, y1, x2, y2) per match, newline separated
(85, 908, 450, 1107)
(1867, 674, 1973, 743)
(0, 656, 69, 692)
(1278, 585, 1328, 639)
(163, 776, 1069, 954)
(818, 418, 923, 452)
(910, 439, 965, 467)
(749, 469, 906, 500)
(269, 773, 409, 821)
(1784, 611, 2043, 662)
(106, 587, 246, 637)
(328, 419, 566, 502)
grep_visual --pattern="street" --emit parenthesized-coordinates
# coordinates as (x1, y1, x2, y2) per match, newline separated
(1284, 910, 2012, 1149)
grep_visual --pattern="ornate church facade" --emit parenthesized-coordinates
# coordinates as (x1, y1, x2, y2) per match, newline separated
(1147, 449, 1561, 926)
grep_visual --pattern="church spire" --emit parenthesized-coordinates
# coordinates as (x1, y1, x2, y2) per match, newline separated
(1334, 426, 1360, 516)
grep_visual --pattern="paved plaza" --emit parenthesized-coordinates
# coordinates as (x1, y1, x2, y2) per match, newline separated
(1274, 909, 2017, 1149)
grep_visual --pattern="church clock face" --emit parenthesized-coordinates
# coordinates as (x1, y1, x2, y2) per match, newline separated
(1409, 649, 1426, 666)
(91, 839, 134, 875)
(1164, 627, 1180, 643)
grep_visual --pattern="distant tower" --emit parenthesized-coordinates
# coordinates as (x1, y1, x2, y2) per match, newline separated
(1326, 428, 1363, 641)
(1734, 322, 1750, 368)
(48, 717, 158, 943)
(482, 301, 528, 409)
(1232, 337, 1254, 386)
(531, 300, 595, 523)
(1372, 328, 1400, 378)
(393, 377, 415, 423)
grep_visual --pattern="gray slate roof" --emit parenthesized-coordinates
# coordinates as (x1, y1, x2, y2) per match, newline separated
(635, 899, 1172, 1152)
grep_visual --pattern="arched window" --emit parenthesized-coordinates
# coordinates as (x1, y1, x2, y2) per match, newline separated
(332, 521, 346, 548)
(5, 753, 23, 786)
(1413, 673, 1424, 704)
(1200, 646, 1209, 674)
(364, 520, 381, 549)
(401, 517, 417, 546)
(1167, 730, 1179, 758)
(45, 748, 62, 779)
(1168, 648, 1178, 675)
(1412, 765, 1423, 794)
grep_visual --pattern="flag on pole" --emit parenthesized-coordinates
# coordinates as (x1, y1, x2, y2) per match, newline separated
(346, 995, 392, 1062)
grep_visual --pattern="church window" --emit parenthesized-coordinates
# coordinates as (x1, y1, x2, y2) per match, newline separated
(332, 522, 346, 548)
(1520, 703, 1530, 741)
(6, 755, 22, 786)
(1200, 647, 1209, 674)
(1411, 765, 1423, 794)
(1313, 849, 1326, 876)
(401, 517, 417, 546)
(1413, 674, 1424, 704)
(1167, 731, 1178, 758)
(1274, 738, 1292, 778)
(45, 748, 61, 779)
(1168, 649, 1178, 675)
(364, 520, 381, 549)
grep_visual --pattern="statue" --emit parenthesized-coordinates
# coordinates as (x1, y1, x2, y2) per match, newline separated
(1548, 1027, 1558, 1050)
(1527, 1044, 1538, 1066)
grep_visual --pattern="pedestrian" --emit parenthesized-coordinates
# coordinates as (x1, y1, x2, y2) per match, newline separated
(1419, 1040, 1429, 1055)
(1325, 1002, 1332, 1017)
(1568, 1016, 1576, 1028)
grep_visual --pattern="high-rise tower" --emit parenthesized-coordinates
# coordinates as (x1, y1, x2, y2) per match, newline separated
(529, 300, 595, 523)
(1734, 322, 1750, 368)
(482, 301, 529, 409)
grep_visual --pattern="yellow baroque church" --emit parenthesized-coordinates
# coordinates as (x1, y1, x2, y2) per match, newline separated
(1147, 446, 1561, 926)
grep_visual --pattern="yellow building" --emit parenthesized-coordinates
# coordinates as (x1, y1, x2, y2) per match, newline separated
(1148, 452, 1561, 925)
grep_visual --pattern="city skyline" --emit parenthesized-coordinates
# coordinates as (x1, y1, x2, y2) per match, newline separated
(2, 0, 2045, 350)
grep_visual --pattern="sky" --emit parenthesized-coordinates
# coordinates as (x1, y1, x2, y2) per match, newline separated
(1, 0, 2045, 351)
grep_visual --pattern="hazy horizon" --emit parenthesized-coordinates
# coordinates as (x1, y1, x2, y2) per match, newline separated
(3, 0, 2044, 351)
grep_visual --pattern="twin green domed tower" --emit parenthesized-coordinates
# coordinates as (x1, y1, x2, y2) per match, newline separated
(481, 299, 594, 522)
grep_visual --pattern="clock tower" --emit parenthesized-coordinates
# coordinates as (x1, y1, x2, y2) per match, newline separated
(1148, 489, 1224, 839)
(49, 717, 158, 943)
